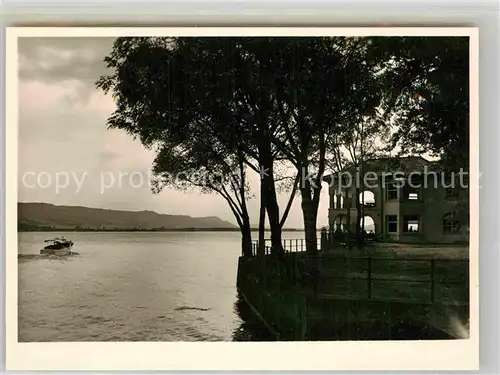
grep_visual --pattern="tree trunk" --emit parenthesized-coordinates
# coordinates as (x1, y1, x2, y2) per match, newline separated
(302, 202, 318, 254)
(300, 185, 320, 293)
(300, 184, 319, 255)
(241, 218, 253, 258)
(258, 180, 266, 256)
(237, 156, 253, 257)
(260, 155, 283, 256)
(265, 172, 283, 256)
(222, 192, 251, 257)
(256, 123, 283, 256)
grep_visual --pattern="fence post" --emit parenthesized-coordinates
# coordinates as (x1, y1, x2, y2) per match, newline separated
(320, 228, 327, 251)
(430, 259, 436, 303)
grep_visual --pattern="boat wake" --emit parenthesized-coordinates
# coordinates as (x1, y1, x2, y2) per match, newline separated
(18, 252, 80, 261)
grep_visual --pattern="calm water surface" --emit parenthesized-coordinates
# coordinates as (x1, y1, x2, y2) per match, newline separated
(18, 231, 305, 342)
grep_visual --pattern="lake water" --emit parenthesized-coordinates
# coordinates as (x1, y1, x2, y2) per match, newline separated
(18, 231, 306, 342)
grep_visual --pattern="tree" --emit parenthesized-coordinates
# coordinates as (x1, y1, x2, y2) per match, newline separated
(328, 114, 390, 248)
(96, 37, 297, 256)
(97, 37, 398, 257)
(237, 37, 382, 254)
(262, 37, 383, 253)
(151, 134, 254, 257)
(367, 37, 470, 233)
(368, 37, 469, 170)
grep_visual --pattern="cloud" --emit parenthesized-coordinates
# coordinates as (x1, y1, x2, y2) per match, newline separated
(18, 80, 115, 148)
(18, 37, 115, 84)
(16, 37, 331, 229)
(18, 37, 115, 104)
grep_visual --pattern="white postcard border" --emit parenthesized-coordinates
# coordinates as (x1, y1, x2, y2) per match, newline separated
(5, 26, 480, 371)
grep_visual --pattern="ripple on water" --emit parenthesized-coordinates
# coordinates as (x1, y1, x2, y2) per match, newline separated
(82, 316, 115, 324)
(18, 231, 251, 342)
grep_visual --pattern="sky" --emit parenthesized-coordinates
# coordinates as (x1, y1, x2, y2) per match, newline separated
(17, 37, 331, 229)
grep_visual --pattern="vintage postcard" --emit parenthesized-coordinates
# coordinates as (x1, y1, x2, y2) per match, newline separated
(5, 27, 479, 371)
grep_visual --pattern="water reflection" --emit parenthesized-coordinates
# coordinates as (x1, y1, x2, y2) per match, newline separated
(232, 292, 457, 341)
(231, 292, 276, 341)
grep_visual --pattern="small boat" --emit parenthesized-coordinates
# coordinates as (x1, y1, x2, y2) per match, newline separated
(40, 237, 74, 255)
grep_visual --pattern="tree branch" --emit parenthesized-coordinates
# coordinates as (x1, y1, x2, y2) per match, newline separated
(280, 172, 300, 228)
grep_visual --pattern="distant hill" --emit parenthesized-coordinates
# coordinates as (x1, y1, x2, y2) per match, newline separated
(250, 224, 301, 231)
(18, 202, 237, 231)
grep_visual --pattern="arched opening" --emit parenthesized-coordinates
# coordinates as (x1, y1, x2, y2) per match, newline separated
(359, 190, 375, 208)
(333, 214, 348, 232)
(333, 194, 345, 209)
(359, 215, 375, 234)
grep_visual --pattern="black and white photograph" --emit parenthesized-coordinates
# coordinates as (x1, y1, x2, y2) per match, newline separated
(5, 27, 479, 371)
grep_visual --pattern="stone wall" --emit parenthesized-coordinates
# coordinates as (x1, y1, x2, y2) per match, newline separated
(236, 253, 469, 340)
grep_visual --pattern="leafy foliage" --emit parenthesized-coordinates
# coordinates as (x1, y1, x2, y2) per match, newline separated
(368, 37, 469, 170)
(97, 36, 470, 253)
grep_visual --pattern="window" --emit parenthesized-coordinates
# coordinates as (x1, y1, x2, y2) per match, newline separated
(334, 215, 347, 232)
(387, 185, 398, 200)
(333, 194, 346, 209)
(386, 215, 398, 233)
(360, 216, 375, 233)
(443, 212, 461, 234)
(403, 183, 420, 200)
(408, 192, 419, 200)
(359, 190, 376, 208)
(403, 215, 420, 233)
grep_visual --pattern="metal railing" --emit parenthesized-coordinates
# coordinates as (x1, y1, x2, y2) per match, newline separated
(246, 232, 469, 305)
(251, 238, 321, 256)
(317, 256, 469, 305)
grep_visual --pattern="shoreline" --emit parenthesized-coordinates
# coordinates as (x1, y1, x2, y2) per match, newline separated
(18, 228, 304, 233)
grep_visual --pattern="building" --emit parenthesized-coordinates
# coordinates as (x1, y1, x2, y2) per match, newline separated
(324, 156, 469, 244)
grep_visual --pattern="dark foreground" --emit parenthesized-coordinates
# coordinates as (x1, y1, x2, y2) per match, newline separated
(236, 249, 469, 341)
(233, 292, 457, 341)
